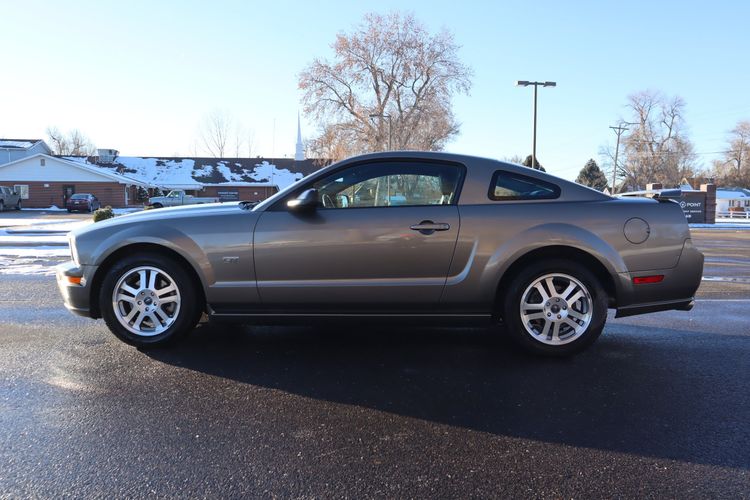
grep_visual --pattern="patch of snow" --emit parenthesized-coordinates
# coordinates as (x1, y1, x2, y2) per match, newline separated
(0, 233, 69, 245)
(4, 220, 91, 233)
(0, 218, 77, 228)
(64, 156, 305, 190)
(249, 161, 304, 188)
(0, 262, 56, 275)
(0, 140, 36, 148)
(23, 205, 65, 211)
(0, 246, 71, 257)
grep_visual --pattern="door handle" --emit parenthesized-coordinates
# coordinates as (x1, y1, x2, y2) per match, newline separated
(410, 221, 451, 234)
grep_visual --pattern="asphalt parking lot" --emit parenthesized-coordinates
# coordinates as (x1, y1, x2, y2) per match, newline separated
(0, 225, 748, 497)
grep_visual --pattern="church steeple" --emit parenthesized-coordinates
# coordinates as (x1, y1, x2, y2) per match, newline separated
(295, 113, 305, 161)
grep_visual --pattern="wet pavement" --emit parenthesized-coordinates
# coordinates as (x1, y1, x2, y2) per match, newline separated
(0, 228, 748, 497)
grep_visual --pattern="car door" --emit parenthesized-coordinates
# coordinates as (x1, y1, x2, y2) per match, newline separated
(253, 160, 465, 312)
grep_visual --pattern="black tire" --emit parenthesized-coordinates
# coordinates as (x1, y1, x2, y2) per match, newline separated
(99, 252, 203, 348)
(67, 209, 72, 213)
(15, 200, 21, 210)
(501, 259, 608, 357)
(151, 203, 163, 209)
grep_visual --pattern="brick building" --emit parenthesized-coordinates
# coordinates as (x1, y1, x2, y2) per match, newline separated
(0, 153, 150, 208)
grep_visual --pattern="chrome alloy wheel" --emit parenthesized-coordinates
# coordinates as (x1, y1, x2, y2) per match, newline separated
(112, 266, 181, 337)
(519, 273, 593, 345)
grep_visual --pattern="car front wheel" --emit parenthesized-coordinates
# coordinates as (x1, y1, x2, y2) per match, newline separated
(502, 259, 607, 356)
(100, 253, 203, 347)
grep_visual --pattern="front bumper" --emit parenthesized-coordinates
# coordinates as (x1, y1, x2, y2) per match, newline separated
(55, 261, 97, 318)
(614, 238, 704, 318)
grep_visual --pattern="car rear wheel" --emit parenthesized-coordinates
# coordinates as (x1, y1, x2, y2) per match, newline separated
(100, 253, 203, 347)
(15, 200, 21, 210)
(502, 259, 607, 356)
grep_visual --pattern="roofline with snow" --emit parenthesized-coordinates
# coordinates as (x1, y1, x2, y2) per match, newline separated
(0, 153, 154, 187)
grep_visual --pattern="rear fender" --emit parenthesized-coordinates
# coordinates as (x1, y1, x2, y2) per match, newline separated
(481, 223, 627, 299)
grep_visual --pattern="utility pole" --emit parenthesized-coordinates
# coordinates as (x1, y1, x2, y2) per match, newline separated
(609, 124, 629, 193)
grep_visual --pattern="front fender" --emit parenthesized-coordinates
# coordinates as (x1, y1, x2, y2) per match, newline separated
(89, 225, 213, 290)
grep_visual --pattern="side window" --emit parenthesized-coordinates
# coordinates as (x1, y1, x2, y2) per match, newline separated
(310, 162, 463, 209)
(489, 171, 560, 201)
(14, 185, 29, 199)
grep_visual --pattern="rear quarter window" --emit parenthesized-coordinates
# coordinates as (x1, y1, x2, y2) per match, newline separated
(489, 171, 560, 201)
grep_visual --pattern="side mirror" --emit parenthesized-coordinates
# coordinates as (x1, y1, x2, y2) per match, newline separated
(287, 188, 319, 212)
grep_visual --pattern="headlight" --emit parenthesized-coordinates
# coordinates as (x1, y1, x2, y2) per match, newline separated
(69, 235, 80, 265)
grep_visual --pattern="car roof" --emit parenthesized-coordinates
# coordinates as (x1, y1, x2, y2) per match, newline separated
(255, 151, 610, 210)
(328, 152, 611, 204)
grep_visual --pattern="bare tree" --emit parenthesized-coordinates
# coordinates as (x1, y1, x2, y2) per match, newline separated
(712, 120, 750, 186)
(502, 155, 525, 165)
(604, 91, 697, 190)
(46, 126, 68, 155)
(247, 129, 255, 158)
(299, 12, 472, 160)
(46, 126, 96, 156)
(232, 122, 246, 158)
(199, 110, 232, 158)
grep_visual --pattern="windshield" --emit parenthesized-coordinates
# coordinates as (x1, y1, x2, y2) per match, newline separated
(70, 194, 89, 199)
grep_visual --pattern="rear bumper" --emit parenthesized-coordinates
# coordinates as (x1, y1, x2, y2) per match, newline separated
(55, 261, 97, 318)
(614, 238, 704, 318)
(615, 298, 694, 318)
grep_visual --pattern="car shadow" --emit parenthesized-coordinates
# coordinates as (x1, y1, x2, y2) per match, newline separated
(144, 321, 750, 470)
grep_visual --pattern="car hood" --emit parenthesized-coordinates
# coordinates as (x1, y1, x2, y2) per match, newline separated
(70, 202, 241, 238)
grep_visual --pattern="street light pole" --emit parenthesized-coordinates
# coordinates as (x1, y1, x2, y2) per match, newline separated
(516, 80, 556, 169)
(369, 113, 392, 151)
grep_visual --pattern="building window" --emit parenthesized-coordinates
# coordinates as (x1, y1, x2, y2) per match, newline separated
(40, 158, 46, 166)
(13, 185, 29, 200)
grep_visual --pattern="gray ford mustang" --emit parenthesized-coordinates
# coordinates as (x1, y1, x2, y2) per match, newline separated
(56, 152, 704, 355)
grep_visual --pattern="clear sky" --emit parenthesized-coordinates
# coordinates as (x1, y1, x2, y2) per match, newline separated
(2, 0, 748, 180)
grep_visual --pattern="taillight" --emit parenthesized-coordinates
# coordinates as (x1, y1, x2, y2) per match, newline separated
(633, 275, 664, 284)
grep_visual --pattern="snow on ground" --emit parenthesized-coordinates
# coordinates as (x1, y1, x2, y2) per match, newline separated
(0, 218, 77, 228)
(22, 205, 65, 211)
(0, 257, 62, 276)
(22, 206, 140, 214)
(0, 247, 71, 257)
(0, 247, 70, 276)
(5, 220, 91, 233)
(0, 234, 69, 245)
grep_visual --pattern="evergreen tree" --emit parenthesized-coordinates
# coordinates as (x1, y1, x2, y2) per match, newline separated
(136, 186, 149, 202)
(522, 155, 546, 172)
(575, 159, 609, 191)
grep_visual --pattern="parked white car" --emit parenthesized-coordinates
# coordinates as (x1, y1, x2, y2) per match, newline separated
(147, 190, 219, 208)
(0, 186, 22, 211)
